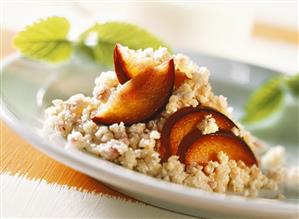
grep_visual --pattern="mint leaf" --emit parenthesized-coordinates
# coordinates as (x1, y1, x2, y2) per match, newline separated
(13, 17, 73, 63)
(75, 44, 95, 60)
(80, 22, 171, 66)
(286, 73, 299, 97)
(242, 76, 285, 124)
(93, 42, 115, 66)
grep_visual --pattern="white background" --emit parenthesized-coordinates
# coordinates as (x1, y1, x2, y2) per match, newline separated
(2, 1, 298, 73)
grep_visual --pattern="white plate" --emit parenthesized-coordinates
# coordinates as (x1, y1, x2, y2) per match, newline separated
(1, 53, 298, 219)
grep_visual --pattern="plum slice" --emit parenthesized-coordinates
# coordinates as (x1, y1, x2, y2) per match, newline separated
(92, 59, 175, 125)
(178, 129, 258, 167)
(114, 44, 187, 87)
(160, 106, 237, 161)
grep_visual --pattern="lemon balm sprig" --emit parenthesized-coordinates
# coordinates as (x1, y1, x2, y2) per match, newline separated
(13, 16, 171, 66)
(242, 73, 299, 124)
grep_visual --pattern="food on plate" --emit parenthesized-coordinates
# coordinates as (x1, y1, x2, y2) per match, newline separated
(159, 106, 237, 161)
(114, 43, 188, 87)
(45, 44, 291, 198)
(113, 44, 132, 84)
(178, 129, 258, 166)
(92, 59, 174, 125)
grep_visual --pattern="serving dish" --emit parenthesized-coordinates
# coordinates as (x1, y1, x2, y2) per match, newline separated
(1, 52, 298, 219)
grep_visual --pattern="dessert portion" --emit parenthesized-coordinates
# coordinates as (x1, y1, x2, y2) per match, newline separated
(114, 43, 187, 87)
(92, 59, 175, 125)
(177, 129, 257, 167)
(44, 44, 288, 198)
(160, 106, 238, 161)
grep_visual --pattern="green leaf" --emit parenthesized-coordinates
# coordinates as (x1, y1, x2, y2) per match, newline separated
(80, 22, 171, 66)
(286, 73, 299, 97)
(242, 76, 285, 124)
(75, 44, 96, 60)
(13, 17, 73, 63)
(93, 42, 115, 66)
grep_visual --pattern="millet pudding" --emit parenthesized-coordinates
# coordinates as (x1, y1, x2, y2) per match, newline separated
(44, 44, 292, 198)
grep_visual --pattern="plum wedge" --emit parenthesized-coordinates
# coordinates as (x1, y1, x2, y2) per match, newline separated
(178, 129, 258, 166)
(114, 44, 187, 87)
(160, 106, 237, 161)
(92, 59, 175, 125)
(113, 45, 130, 84)
(113, 43, 138, 84)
